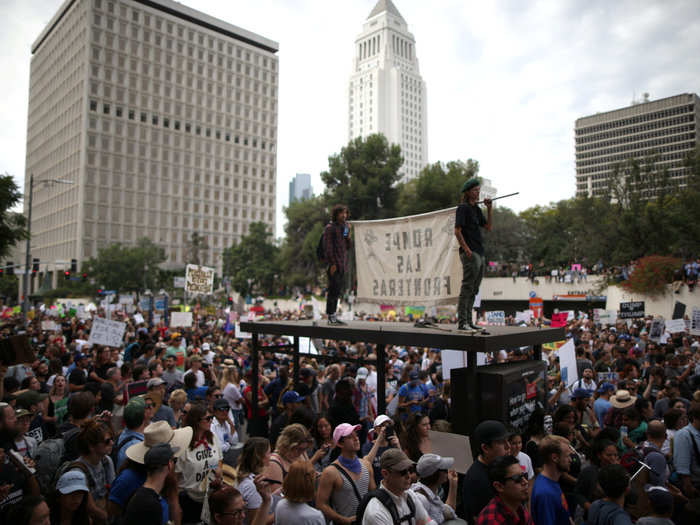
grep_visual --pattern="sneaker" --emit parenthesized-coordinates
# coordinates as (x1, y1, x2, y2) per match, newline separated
(457, 321, 467, 331)
(328, 316, 347, 326)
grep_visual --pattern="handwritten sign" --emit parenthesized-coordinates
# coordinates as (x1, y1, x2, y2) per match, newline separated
(665, 319, 687, 334)
(170, 312, 193, 328)
(486, 310, 505, 326)
(41, 321, 60, 332)
(185, 264, 215, 295)
(133, 313, 145, 325)
(620, 301, 645, 319)
(691, 307, 700, 336)
(87, 317, 126, 348)
(515, 310, 533, 323)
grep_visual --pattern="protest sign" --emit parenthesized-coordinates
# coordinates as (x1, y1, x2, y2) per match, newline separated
(673, 301, 686, 320)
(185, 264, 215, 295)
(133, 313, 145, 325)
(441, 350, 487, 379)
(87, 317, 126, 348)
(235, 322, 252, 339)
(170, 312, 193, 328)
(551, 312, 568, 327)
(594, 309, 617, 324)
(691, 307, 700, 336)
(620, 301, 645, 319)
(127, 380, 148, 399)
(41, 320, 59, 332)
(557, 339, 578, 388)
(597, 371, 619, 384)
(173, 276, 186, 288)
(485, 310, 505, 326)
(428, 431, 473, 473)
(665, 319, 687, 334)
(353, 207, 461, 306)
(515, 310, 533, 323)
(649, 318, 665, 342)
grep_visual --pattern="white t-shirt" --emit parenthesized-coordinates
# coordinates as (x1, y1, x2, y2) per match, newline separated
(211, 417, 239, 452)
(238, 473, 263, 510)
(175, 434, 222, 502)
(223, 383, 244, 410)
(184, 368, 205, 387)
(274, 499, 325, 525)
(361, 484, 430, 525)
(517, 451, 535, 480)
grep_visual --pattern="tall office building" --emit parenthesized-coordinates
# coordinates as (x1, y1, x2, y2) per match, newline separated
(24, 0, 278, 283)
(348, 0, 427, 181)
(289, 173, 312, 206)
(575, 93, 699, 198)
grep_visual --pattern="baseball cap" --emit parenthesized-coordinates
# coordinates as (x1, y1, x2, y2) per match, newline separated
(333, 423, 361, 444)
(281, 390, 305, 404)
(571, 388, 593, 399)
(370, 414, 392, 433)
(213, 398, 230, 412)
(380, 448, 414, 472)
(645, 485, 674, 515)
(202, 342, 211, 351)
(144, 443, 179, 467)
(416, 453, 454, 478)
(147, 377, 165, 389)
(409, 370, 420, 380)
(56, 469, 89, 494)
(15, 408, 32, 418)
(15, 390, 48, 409)
(356, 367, 369, 380)
(597, 382, 615, 393)
(473, 420, 508, 447)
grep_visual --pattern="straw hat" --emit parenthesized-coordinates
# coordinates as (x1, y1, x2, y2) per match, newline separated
(222, 464, 238, 487)
(125, 421, 193, 464)
(610, 389, 636, 409)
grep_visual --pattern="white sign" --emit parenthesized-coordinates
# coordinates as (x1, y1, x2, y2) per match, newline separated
(133, 313, 145, 325)
(515, 310, 533, 323)
(594, 309, 617, 324)
(557, 339, 578, 388)
(665, 319, 687, 334)
(41, 320, 59, 332)
(173, 276, 186, 288)
(691, 307, 700, 336)
(353, 207, 461, 306)
(429, 431, 473, 474)
(649, 318, 665, 342)
(441, 349, 488, 380)
(119, 294, 134, 305)
(185, 264, 215, 295)
(170, 312, 193, 328)
(486, 310, 505, 326)
(88, 317, 126, 348)
(235, 322, 252, 339)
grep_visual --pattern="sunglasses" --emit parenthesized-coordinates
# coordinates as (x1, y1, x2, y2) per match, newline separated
(103, 437, 114, 444)
(202, 415, 214, 421)
(502, 473, 528, 484)
(393, 468, 412, 477)
(214, 394, 223, 399)
(219, 509, 245, 518)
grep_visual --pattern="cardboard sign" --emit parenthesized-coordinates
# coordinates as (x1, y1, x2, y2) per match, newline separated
(551, 312, 568, 327)
(170, 312, 193, 328)
(185, 264, 215, 295)
(649, 318, 665, 342)
(620, 301, 645, 319)
(665, 319, 687, 334)
(557, 339, 578, 388)
(87, 317, 126, 348)
(428, 430, 473, 474)
(515, 310, 533, 323)
(691, 307, 700, 336)
(486, 310, 505, 326)
(41, 321, 60, 332)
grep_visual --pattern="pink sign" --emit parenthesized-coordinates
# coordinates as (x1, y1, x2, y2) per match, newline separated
(551, 312, 568, 327)
(571, 264, 582, 272)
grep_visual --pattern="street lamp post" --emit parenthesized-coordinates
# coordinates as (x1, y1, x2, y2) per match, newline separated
(22, 174, 74, 321)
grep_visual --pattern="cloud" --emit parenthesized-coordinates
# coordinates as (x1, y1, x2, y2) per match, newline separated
(1, 0, 698, 238)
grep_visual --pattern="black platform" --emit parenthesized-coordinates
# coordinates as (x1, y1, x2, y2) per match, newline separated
(240, 320, 565, 436)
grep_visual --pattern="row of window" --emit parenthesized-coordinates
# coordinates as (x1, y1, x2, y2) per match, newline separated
(576, 104, 695, 135)
(576, 114, 694, 145)
(576, 139, 696, 168)
(576, 123, 695, 153)
(576, 132, 696, 161)
(576, 149, 692, 175)
(89, 100, 274, 151)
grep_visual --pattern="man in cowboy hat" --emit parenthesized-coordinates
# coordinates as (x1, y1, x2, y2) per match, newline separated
(108, 421, 192, 520)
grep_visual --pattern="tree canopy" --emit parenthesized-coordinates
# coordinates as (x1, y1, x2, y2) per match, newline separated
(222, 221, 280, 296)
(0, 173, 28, 261)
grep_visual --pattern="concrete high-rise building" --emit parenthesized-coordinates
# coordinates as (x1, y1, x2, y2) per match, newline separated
(348, 0, 428, 181)
(289, 173, 312, 206)
(575, 93, 699, 198)
(24, 0, 278, 284)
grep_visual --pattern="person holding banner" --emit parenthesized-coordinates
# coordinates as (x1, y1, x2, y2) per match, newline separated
(323, 204, 352, 326)
(454, 178, 492, 331)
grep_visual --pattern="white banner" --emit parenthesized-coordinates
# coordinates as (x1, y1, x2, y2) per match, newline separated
(353, 207, 461, 306)
(185, 264, 215, 295)
(170, 312, 193, 328)
(665, 318, 687, 334)
(88, 317, 126, 348)
(557, 339, 578, 387)
(486, 310, 505, 326)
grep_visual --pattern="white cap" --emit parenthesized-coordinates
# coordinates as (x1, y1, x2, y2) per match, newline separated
(202, 342, 211, 351)
(356, 367, 369, 380)
(370, 414, 392, 433)
(416, 453, 454, 478)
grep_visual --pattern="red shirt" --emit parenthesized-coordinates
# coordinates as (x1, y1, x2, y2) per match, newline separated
(243, 385, 268, 419)
(477, 495, 533, 525)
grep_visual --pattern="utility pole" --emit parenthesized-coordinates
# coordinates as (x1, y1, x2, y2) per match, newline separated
(22, 173, 34, 320)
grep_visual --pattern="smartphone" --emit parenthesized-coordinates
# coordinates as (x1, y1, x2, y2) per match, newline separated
(384, 426, 394, 439)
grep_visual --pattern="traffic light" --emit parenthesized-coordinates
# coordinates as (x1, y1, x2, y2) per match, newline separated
(0, 268, 3, 277)
(227, 296, 233, 305)
(71, 259, 77, 273)
(81, 272, 88, 282)
(32, 258, 39, 275)
(64, 270, 70, 281)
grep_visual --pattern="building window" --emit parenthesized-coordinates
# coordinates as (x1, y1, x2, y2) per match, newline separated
(103, 104, 110, 114)
(90, 100, 97, 111)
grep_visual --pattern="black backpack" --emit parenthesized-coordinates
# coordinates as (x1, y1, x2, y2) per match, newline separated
(316, 227, 327, 262)
(355, 488, 416, 525)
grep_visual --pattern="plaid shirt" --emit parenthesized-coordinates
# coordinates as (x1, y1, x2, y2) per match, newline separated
(477, 495, 533, 525)
(324, 221, 350, 272)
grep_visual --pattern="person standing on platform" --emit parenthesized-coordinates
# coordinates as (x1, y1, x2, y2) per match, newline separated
(454, 178, 492, 331)
(324, 204, 351, 326)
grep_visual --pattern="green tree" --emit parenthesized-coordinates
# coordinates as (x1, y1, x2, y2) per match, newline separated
(321, 134, 403, 220)
(83, 237, 166, 292)
(222, 222, 280, 295)
(185, 231, 209, 265)
(396, 159, 480, 216)
(486, 207, 529, 263)
(0, 174, 28, 260)
(279, 196, 328, 288)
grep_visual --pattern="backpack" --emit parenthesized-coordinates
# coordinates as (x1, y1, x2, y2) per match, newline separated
(54, 457, 111, 495)
(355, 488, 416, 525)
(34, 426, 81, 493)
(110, 431, 144, 468)
(316, 227, 327, 262)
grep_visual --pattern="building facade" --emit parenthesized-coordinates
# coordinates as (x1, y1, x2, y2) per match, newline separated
(575, 93, 699, 198)
(289, 173, 312, 206)
(348, 0, 427, 181)
(24, 0, 279, 282)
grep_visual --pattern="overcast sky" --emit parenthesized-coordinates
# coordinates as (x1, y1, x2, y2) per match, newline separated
(1, 0, 699, 238)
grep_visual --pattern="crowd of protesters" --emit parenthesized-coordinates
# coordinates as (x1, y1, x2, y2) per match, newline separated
(1, 303, 700, 525)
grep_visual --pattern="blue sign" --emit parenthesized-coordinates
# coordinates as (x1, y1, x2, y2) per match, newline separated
(529, 291, 536, 298)
(155, 299, 166, 310)
(140, 298, 152, 310)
